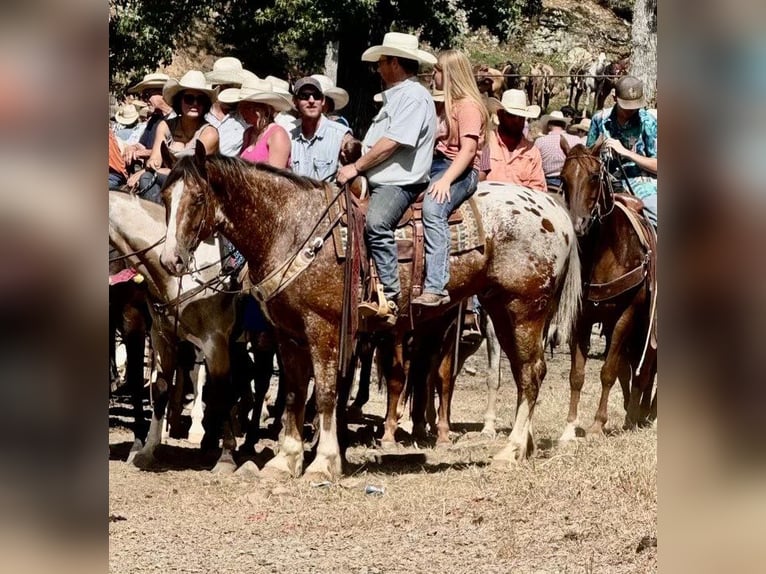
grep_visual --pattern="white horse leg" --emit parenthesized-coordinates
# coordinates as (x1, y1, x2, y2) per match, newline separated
(188, 361, 205, 444)
(481, 315, 501, 438)
(304, 361, 342, 481)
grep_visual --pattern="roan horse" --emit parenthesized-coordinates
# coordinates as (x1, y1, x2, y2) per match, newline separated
(109, 191, 269, 472)
(159, 141, 581, 480)
(557, 140, 657, 440)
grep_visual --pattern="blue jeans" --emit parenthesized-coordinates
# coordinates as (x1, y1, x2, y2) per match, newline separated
(109, 170, 126, 190)
(422, 157, 478, 295)
(365, 181, 428, 301)
(642, 193, 657, 228)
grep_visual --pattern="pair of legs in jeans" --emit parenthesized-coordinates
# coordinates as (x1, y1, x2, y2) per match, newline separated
(413, 155, 479, 305)
(363, 181, 429, 319)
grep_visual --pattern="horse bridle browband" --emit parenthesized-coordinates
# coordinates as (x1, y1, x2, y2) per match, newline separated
(563, 152, 615, 229)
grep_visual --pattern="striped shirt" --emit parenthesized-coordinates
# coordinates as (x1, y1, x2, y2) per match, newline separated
(534, 131, 583, 178)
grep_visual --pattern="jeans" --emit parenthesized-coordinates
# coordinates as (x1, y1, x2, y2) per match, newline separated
(422, 156, 478, 295)
(137, 171, 167, 205)
(365, 181, 428, 301)
(545, 176, 562, 191)
(108, 170, 126, 190)
(642, 193, 657, 228)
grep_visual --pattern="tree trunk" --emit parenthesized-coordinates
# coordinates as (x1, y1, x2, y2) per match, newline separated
(631, 0, 657, 106)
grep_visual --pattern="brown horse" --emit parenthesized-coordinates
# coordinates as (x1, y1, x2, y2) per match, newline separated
(159, 141, 581, 480)
(473, 64, 504, 100)
(558, 139, 657, 440)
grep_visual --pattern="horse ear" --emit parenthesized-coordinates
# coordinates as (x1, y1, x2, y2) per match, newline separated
(589, 134, 605, 156)
(160, 141, 175, 170)
(194, 139, 207, 171)
(560, 134, 572, 156)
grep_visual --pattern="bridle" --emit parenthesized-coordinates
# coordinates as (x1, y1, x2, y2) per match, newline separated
(562, 150, 615, 234)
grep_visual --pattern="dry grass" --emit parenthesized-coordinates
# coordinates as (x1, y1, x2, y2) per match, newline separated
(109, 338, 656, 573)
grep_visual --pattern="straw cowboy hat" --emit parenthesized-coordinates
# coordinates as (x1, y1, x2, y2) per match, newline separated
(205, 57, 246, 86)
(114, 103, 140, 126)
(162, 70, 218, 105)
(486, 89, 541, 119)
(361, 32, 437, 65)
(265, 75, 291, 95)
(310, 74, 349, 110)
(218, 77, 293, 112)
(540, 110, 571, 133)
(127, 72, 170, 94)
(569, 117, 591, 134)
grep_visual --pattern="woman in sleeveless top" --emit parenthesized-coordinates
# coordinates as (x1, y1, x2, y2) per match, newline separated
(218, 77, 292, 169)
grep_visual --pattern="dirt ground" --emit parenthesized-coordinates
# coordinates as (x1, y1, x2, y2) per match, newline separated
(109, 334, 657, 574)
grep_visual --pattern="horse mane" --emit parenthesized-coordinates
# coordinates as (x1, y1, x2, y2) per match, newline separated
(206, 155, 325, 191)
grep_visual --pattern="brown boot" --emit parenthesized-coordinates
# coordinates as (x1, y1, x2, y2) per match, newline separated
(461, 311, 482, 344)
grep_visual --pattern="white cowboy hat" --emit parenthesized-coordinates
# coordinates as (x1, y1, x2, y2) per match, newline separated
(205, 57, 246, 86)
(218, 77, 293, 112)
(310, 74, 350, 111)
(361, 32, 437, 66)
(163, 70, 218, 105)
(114, 103, 140, 126)
(569, 117, 591, 134)
(127, 72, 170, 94)
(265, 75, 291, 95)
(540, 110, 571, 133)
(430, 88, 445, 103)
(486, 89, 541, 119)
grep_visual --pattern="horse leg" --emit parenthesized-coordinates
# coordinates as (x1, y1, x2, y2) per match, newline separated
(123, 301, 149, 461)
(434, 328, 456, 446)
(618, 355, 632, 412)
(167, 340, 194, 440)
(559, 320, 590, 442)
(486, 301, 547, 466)
(378, 335, 406, 446)
(230, 340, 253, 437)
(303, 340, 344, 481)
(626, 344, 657, 429)
(409, 345, 431, 443)
(348, 340, 372, 421)
(262, 335, 310, 479)
(480, 312, 501, 438)
(588, 309, 635, 436)
(130, 329, 175, 468)
(242, 330, 275, 453)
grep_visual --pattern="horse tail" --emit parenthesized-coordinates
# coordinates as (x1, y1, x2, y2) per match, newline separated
(551, 230, 582, 346)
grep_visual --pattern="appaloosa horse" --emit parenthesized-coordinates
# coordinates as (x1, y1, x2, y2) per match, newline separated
(159, 141, 581, 480)
(557, 139, 657, 440)
(109, 191, 270, 472)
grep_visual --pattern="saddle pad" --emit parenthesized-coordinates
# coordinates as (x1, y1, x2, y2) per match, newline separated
(328, 190, 486, 262)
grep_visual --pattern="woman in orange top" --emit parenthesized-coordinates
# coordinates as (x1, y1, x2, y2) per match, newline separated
(412, 49, 490, 307)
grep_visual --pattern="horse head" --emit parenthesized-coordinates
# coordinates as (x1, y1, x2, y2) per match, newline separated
(560, 136, 612, 235)
(159, 140, 217, 275)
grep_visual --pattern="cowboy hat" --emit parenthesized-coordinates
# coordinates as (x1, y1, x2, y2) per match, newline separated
(127, 72, 170, 94)
(615, 76, 646, 110)
(162, 70, 218, 106)
(430, 88, 445, 103)
(310, 74, 350, 111)
(265, 75, 291, 95)
(569, 117, 591, 134)
(205, 57, 246, 86)
(540, 110, 570, 133)
(114, 103, 140, 126)
(218, 77, 293, 112)
(486, 89, 541, 119)
(361, 32, 437, 66)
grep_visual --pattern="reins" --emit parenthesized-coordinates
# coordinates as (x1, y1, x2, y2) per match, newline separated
(109, 236, 166, 262)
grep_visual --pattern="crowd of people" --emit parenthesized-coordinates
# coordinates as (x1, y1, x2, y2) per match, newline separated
(109, 31, 658, 330)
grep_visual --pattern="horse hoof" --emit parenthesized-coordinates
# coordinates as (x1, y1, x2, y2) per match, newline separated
(378, 439, 397, 451)
(259, 465, 293, 482)
(480, 428, 497, 440)
(346, 405, 365, 422)
(435, 437, 452, 448)
(234, 460, 260, 480)
(130, 450, 156, 470)
(238, 443, 256, 457)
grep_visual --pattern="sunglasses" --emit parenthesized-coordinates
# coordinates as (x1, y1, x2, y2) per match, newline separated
(182, 93, 206, 105)
(141, 89, 162, 101)
(296, 91, 323, 101)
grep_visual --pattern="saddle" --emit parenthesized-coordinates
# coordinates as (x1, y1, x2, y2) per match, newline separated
(324, 177, 486, 322)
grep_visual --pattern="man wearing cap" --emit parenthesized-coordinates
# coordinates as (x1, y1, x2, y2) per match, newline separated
(484, 89, 546, 191)
(311, 74, 351, 128)
(534, 110, 583, 191)
(336, 32, 438, 324)
(205, 57, 250, 156)
(289, 76, 353, 180)
(587, 75, 657, 226)
(122, 72, 175, 167)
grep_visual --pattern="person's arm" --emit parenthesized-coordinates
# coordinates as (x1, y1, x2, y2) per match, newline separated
(267, 125, 291, 169)
(604, 138, 657, 174)
(197, 125, 219, 155)
(336, 137, 400, 184)
(145, 120, 170, 171)
(428, 135, 478, 203)
(528, 147, 547, 191)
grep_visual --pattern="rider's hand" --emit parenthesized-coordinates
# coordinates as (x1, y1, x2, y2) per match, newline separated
(336, 163, 358, 186)
(604, 137, 629, 158)
(428, 178, 451, 204)
(126, 169, 144, 189)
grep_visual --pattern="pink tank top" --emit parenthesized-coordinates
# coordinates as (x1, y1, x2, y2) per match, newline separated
(240, 124, 290, 167)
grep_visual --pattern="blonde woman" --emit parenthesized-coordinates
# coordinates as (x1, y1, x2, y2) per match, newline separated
(412, 49, 491, 307)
